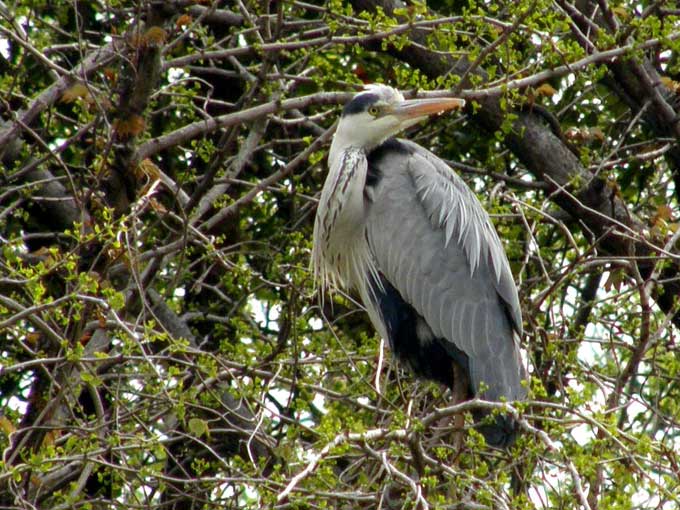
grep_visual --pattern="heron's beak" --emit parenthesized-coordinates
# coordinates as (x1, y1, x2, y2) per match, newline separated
(392, 97, 466, 120)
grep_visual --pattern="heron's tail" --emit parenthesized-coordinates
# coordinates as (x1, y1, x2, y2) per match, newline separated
(473, 410, 520, 448)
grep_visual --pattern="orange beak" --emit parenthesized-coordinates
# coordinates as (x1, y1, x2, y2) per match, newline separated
(392, 97, 466, 119)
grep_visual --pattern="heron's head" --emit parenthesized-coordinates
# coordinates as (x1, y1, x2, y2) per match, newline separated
(333, 84, 465, 151)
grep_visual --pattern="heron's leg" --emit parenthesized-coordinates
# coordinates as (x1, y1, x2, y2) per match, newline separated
(450, 362, 468, 452)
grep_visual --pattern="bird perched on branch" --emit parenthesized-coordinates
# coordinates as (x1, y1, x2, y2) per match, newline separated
(312, 84, 526, 447)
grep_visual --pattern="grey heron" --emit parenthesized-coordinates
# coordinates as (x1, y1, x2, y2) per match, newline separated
(312, 84, 526, 447)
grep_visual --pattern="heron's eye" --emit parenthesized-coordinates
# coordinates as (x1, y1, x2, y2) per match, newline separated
(368, 105, 380, 117)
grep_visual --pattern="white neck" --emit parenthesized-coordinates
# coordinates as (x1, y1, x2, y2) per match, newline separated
(330, 116, 390, 162)
(312, 139, 376, 295)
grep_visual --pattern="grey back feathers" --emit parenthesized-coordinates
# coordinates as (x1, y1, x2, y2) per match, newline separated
(365, 139, 525, 402)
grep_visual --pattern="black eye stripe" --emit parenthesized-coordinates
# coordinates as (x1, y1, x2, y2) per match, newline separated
(342, 93, 380, 116)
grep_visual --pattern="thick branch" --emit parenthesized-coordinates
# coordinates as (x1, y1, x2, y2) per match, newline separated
(135, 91, 351, 161)
(105, 27, 165, 214)
(568, 0, 680, 198)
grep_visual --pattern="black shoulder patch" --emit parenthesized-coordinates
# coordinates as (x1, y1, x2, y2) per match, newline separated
(364, 139, 412, 193)
(367, 138, 411, 165)
(342, 93, 379, 115)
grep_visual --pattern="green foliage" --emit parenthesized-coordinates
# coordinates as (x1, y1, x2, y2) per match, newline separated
(1, 0, 680, 509)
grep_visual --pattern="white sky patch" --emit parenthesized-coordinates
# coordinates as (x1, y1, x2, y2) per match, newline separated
(528, 463, 564, 509)
(357, 396, 370, 407)
(312, 392, 327, 414)
(239, 485, 260, 506)
(0, 38, 9, 59)
(263, 387, 289, 424)
(167, 67, 187, 83)
(625, 394, 650, 431)
(7, 395, 28, 415)
(248, 298, 267, 324)
(49, 138, 67, 151)
(550, 73, 575, 104)
(659, 49, 671, 71)
(308, 316, 323, 331)
(569, 421, 592, 446)
(580, 323, 604, 363)
(249, 297, 281, 332)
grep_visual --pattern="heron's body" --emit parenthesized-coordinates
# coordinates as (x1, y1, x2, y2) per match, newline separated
(313, 85, 526, 447)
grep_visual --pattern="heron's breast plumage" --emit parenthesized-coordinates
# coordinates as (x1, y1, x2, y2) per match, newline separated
(312, 148, 378, 298)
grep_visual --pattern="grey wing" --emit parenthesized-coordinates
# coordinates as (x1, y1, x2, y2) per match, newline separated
(366, 139, 525, 401)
